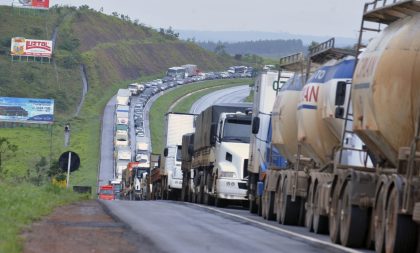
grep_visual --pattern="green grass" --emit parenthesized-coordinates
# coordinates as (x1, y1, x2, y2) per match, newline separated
(150, 79, 252, 153)
(245, 89, 254, 102)
(0, 183, 85, 253)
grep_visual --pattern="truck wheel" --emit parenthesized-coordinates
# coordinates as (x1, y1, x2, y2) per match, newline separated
(313, 186, 328, 234)
(215, 197, 227, 208)
(385, 187, 417, 253)
(329, 184, 341, 244)
(305, 183, 314, 232)
(339, 183, 368, 247)
(249, 198, 258, 214)
(280, 179, 301, 225)
(257, 196, 263, 217)
(275, 184, 283, 223)
(266, 191, 276, 221)
(374, 186, 386, 253)
(262, 191, 267, 219)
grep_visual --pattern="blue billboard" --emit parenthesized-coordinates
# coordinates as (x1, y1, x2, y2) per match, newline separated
(0, 97, 54, 124)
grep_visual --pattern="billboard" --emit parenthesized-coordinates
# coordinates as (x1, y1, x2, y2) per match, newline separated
(0, 97, 54, 124)
(18, 0, 49, 9)
(11, 38, 53, 58)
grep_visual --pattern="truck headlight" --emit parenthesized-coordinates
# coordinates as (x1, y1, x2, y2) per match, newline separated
(220, 172, 236, 178)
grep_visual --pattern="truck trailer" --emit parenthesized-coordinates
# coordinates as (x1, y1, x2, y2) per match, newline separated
(151, 112, 196, 200)
(116, 88, 131, 106)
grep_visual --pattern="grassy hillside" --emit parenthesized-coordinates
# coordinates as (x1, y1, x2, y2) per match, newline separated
(0, 5, 240, 185)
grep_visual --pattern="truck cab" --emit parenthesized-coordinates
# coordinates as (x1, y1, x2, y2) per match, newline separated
(99, 185, 114, 200)
(213, 112, 252, 201)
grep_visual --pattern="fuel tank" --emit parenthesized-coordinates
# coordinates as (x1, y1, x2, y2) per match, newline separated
(272, 74, 306, 164)
(297, 57, 355, 166)
(352, 14, 420, 167)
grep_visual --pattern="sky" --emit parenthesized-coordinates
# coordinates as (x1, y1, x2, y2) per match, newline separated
(1, 0, 367, 39)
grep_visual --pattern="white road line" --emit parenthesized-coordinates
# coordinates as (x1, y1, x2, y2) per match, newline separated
(193, 204, 363, 253)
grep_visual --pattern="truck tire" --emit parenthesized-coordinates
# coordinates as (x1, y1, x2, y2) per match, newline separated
(374, 186, 386, 253)
(339, 183, 368, 248)
(305, 182, 314, 232)
(313, 185, 328, 234)
(215, 196, 227, 208)
(329, 184, 341, 244)
(385, 187, 418, 253)
(280, 179, 301, 225)
(264, 191, 276, 220)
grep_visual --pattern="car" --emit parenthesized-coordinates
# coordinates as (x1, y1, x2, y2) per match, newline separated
(136, 132, 145, 137)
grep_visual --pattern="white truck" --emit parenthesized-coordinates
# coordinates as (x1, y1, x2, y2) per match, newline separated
(135, 141, 149, 161)
(115, 146, 131, 180)
(190, 104, 252, 207)
(247, 70, 293, 214)
(116, 88, 131, 106)
(116, 105, 129, 125)
(115, 132, 129, 147)
(154, 112, 196, 200)
(128, 83, 144, 96)
(181, 64, 198, 77)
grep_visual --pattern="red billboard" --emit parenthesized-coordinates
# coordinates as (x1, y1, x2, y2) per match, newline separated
(17, 0, 49, 9)
(31, 0, 49, 8)
(11, 38, 53, 58)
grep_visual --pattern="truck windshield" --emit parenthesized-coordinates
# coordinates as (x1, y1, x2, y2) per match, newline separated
(223, 119, 251, 143)
(176, 146, 182, 161)
(100, 189, 113, 195)
(116, 124, 128, 131)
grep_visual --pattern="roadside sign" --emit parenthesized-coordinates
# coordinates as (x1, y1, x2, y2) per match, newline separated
(59, 151, 80, 172)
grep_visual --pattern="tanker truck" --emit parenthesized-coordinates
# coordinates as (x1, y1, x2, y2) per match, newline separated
(190, 103, 252, 207)
(121, 162, 149, 200)
(247, 69, 292, 215)
(324, 1, 420, 252)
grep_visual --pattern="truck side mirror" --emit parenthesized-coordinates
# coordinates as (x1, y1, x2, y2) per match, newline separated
(210, 123, 217, 145)
(163, 148, 168, 157)
(335, 81, 347, 106)
(252, 117, 260, 134)
(335, 107, 344, 119)
(188, 144, 194, 156)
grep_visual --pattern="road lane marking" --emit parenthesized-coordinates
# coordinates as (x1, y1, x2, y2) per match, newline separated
(193, 204, 363, 253)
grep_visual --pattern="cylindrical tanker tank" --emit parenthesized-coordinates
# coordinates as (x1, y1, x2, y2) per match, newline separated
(352, 13, 420, 167)
(297, 57, 355, 166)
(272, 74, 307, 163)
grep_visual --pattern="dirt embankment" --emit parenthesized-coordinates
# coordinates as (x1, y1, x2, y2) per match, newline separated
(22, 201, 140, 253)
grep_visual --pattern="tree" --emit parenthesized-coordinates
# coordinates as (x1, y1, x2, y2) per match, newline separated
(214, 42, 226, 55)
(28, 156, 48, 186)
(112, 12, 119, 17)
(0, 137, 18, 175)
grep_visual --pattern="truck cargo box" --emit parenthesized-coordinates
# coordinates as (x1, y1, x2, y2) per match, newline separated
(193, 103, 252, 152)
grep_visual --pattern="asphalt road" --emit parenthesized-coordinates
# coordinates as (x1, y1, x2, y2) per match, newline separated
(98, 96, 115, 187)
(103, 200, 364, 253)
(190, 85, 250, 114)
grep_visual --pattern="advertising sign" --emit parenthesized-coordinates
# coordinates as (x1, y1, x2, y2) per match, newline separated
(11, 37, 53, 58)
(18, 0, 49, 9)
(0, 97, 54, 124)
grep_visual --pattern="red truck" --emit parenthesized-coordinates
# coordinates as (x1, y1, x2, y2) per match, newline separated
(98, 185, 114, 200)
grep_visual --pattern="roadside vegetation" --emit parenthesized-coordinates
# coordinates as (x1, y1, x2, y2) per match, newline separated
(0, 183, 86, 253)
(149, 79, 252, 153)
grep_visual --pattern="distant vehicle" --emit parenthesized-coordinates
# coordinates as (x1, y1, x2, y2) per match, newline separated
(116, 105, 129, 125)
(115, 132, 129, 147)
(166, 67, 187, 80)
(116, 89, 131, 106)
(128, 83, 144, 96)
(181, 64, 198, 77)
(116, 124, 128, 135)
(122, 162, 150, 200)
(99, 185, 114, 200)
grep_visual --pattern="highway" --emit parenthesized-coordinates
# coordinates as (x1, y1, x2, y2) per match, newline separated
(99, 84, 371, 253)
(190, 85, 250, 114)
(103, 200, 355, 253)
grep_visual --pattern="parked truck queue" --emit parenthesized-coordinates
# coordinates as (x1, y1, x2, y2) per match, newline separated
(101, 2, 420, 252)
